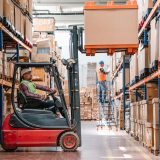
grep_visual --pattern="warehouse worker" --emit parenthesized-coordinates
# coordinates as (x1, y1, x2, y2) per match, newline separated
(97, 61, 110, 104)
(19, 68, 65, 118)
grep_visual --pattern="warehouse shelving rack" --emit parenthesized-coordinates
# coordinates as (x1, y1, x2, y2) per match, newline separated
(129, 0, 160, 154)
(0, 22, 32, 143)
(111, 55, 130, 129)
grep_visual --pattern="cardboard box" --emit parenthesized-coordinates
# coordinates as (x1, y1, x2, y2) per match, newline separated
(14, 5, 21, 32)
(28, 0, 32, 16)
(153, 124, 159, 151)
(137, 0, 143, 23)
(137, 42, 150, 76)
(141, 100, 153, 123)
(146, 83, 158, 101)
(152, 98, 159, 125)
(25, 17, 32, 42)
(32, 53, 51, 62)
(145, 122, 153, 148)
(20, 0, 29, 11)
(84, 6, 138, 46)
(130, 53, 138, 84)
(150, 17, 160, 67)
(0, 0, 3, 17)
(37, 39, 51, 53)
(136, 102, 140, 120)
(32, 68, 46, 81)
(3, 0, 14, 24)
(33, 18, 55, 32)
(20, 13, 25, 37)
(117, 68, 129, 90)
(142, 0, 153, 16)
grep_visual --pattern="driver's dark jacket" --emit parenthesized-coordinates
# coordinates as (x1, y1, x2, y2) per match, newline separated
(19, 80, 51, 100)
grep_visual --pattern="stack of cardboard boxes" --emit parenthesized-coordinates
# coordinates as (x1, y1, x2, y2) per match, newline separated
(80, 88, 98, 120)
(129, 83, 158, 153)
(32, 18, 65, 89)
(2, 0, 32, 43)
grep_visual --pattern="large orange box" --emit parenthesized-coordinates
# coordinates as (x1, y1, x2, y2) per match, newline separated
(84, 1, 138, 55)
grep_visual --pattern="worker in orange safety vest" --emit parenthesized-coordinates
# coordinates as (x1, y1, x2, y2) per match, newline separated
(96, 61, 110, 104)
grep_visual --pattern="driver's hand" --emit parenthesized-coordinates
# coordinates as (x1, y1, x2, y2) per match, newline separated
(41, 95, 46, 101)
(49, 89, 57, 94)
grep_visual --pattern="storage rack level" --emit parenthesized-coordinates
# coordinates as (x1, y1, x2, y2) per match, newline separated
(0, 23, 32, 144)
(112, 55, 129, 129)
(130, 1, 160, 154)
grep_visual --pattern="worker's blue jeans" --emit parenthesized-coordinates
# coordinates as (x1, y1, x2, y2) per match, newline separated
(97, 81, 107, 103)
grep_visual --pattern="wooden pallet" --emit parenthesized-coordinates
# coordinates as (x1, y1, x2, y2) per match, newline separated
(151, 149, 159, 156)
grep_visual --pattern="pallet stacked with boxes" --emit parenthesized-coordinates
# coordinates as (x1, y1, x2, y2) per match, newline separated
(32, 19, 65, 90)
(0, 0, 33, 118)
(80, 88, 98, 120)
(130, 84, 159, 154)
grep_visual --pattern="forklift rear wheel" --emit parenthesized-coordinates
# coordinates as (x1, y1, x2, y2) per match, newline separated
(59, 132, 79, 152)
(1, 144, 17, 152)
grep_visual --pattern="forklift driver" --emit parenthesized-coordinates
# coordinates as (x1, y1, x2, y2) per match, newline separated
(19, 68, 64, 118)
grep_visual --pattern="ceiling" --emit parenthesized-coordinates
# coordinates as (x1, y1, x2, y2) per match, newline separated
(33, 0, 126, 29)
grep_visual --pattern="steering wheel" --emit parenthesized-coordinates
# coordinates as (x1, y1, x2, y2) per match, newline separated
(45, 92, 56, 101)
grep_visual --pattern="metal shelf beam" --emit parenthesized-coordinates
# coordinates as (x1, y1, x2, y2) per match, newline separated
(0, 23, 32, 52)
(129, 71, 160, 90)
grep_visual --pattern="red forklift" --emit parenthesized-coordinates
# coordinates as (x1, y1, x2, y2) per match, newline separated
(1, 26, 81, 152)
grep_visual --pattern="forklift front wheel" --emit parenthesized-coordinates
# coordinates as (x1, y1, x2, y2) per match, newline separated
(1, 144, 17, 152)
(59, 132, 79, 152)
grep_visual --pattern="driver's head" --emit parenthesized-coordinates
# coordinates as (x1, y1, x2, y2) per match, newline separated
(21, 68, 32, 81)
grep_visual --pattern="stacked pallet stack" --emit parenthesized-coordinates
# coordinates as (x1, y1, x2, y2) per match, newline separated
(80, 88, 98, 120)
(129, 83, 158, 154)
(32, 33, 65, 84)
(32, 18, 66, 89)
(115, 100, 124, 130)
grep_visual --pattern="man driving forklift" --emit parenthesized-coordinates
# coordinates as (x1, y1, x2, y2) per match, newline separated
(19, 68, 65, 118)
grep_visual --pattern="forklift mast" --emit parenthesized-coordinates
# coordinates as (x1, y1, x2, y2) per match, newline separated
(69, 26, 81, 145)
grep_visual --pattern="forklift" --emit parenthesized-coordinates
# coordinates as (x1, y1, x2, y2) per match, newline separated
(1, 26, 81, 152)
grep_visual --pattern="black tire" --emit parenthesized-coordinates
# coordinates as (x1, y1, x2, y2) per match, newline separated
(59, 132, 79, 152)
(1, 144, 17, 152)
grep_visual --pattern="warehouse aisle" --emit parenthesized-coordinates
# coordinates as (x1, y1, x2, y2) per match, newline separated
(0, 121, 158, 160)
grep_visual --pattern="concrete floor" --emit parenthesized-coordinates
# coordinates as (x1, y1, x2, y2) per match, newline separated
(0, 121, 159, 160)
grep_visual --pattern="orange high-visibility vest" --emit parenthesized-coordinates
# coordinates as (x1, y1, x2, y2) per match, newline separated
(96, 67, 106, 81)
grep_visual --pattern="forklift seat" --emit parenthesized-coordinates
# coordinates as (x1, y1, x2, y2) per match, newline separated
(9, 110, 68, 129)
(21, 109, 53, 114)
(14, 93, 69, 128)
